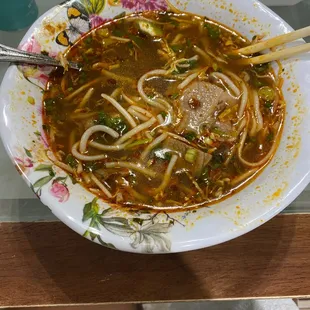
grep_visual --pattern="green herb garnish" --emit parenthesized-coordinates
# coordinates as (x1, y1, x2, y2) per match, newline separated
(110, 117, 128, 134)
(253, 62, 270, 73)
(84, 36, 92, 45)
(160, 111, 168, 119)
(128, 34, 144, 47)
(204, 22, 220, 40)
(66, 154, 77, 168)
(264, 101, 273, 109)
(251, 76, 265, 88)
(186, 38, 192, 48)
(153, 148, 172, 161)
(126, 138, 152, 149)
(44, 98, 56, 115)
(266, 133, 274, 142)
(183, 131, 197, 142)
(84, 161, 98, 172)
(97, 112, 128, 134)
(171, 44, 183, 52)
(170, 93, 179, 100)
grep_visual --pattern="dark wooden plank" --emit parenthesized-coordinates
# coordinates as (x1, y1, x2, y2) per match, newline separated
(0, 214, 309, 307)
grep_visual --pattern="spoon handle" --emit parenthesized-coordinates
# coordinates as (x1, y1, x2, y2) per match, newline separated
(0, 43, 79, 70)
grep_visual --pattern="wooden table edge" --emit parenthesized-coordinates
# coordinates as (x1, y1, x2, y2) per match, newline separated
(0, 213, 309, 307)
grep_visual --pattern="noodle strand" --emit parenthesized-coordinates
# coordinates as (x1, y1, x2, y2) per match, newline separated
(253, 90, 263, 133)
(79, 125, 119, 153)
(90, 173, 112, 198)
(115, 117, 156, 145)
(101, 94, 137, 128)
(153, 154, 178, 194)
(77, 87, 95, 109)
(89, 139, 133, 151)
(137, 69, 169, 110)
(128, 107, 150, 122)
(211, 72, 241, 97)
(105, 161, 157, 178)
(72, 142, 107, 161)
(140, 132, 169, 160)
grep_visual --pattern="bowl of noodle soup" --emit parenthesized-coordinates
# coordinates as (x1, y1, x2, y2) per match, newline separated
(0, 0, 310, 253)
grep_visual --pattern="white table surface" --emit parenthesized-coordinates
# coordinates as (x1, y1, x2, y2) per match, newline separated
(0, 0, 309, 221)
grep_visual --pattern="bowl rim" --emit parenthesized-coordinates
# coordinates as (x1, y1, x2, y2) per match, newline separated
(0, 0, 309, 253)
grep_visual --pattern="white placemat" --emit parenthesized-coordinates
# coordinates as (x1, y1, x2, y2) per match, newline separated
(143, 299, 298, 310)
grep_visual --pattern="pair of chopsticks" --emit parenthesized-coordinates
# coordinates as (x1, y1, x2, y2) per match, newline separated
(234, 25, 310, 65)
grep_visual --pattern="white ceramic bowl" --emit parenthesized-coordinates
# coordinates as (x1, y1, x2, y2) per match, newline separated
(1, 0, 310, 253)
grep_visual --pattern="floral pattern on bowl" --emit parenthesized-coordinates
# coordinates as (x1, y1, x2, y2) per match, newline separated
(1, 0, 310, 253)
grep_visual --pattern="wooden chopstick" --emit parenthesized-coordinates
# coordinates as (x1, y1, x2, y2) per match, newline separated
(237, 42, 310, 65)
(235, 25, 310, 55)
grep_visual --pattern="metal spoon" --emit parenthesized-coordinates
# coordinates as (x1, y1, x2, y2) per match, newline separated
(0, 43, 79, 70)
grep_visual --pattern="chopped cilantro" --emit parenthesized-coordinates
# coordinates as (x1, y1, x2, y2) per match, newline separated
(97, 112, 106, 125)
(264, 101, 273, 109)
(84, 36, 92, 45)
(266, 133, 274, 142)
(171, 44, 183, 52)
(160, 111, 168, 119)
(65, 154, 77, 168)
(96, 112, 128, 134)
(186, 38, 192, 48)
(209, 146, 227, 168)
(128, 34, 144, 47)
(183, 131, 197, 142)
(44, 98, 56, 115)
(177, 58, 197, 73)
(147, 93, 155, 99)
(163, 152, 172, 161)
(253, 62, 270, 73)
(170, 93, 179, 100)
(188, 58, 197, 67)
(110, 117, 128, 134)
(84, 161, 98, 172)
(204, 22, 220, 40)
(153, 148, 172, 161)
(251, 76, 265, 88)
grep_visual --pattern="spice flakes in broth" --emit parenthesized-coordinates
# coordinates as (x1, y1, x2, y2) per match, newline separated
(42, 10, 285, 211)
